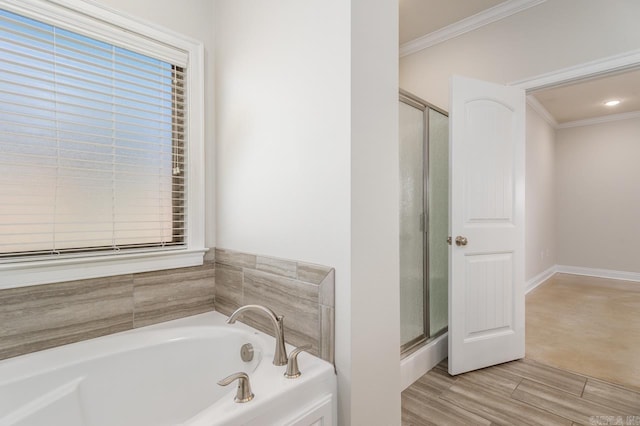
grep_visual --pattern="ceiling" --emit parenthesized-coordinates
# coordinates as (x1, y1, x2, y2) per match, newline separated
(399, 0, 640, 125)
(531, 70, 640, 124)
(399, 0, 507, 45)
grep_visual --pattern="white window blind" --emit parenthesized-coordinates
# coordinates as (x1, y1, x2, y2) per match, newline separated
(0, 7, 187, 260)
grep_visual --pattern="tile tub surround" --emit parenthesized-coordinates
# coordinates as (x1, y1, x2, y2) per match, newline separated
(214, 248, 335, 363)
(0, 260, 215, 361)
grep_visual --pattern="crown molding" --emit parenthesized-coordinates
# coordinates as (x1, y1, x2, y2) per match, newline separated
(557, 110, 640, 129)
(526, 95, 558, 128)
(399, 0, 546, 58)
(511, 48, 640, 92)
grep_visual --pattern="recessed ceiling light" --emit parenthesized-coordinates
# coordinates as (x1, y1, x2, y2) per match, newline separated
(604, 100, 621, 107)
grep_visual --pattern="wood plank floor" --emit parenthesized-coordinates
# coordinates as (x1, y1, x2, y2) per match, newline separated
(402, 358, 640, 425)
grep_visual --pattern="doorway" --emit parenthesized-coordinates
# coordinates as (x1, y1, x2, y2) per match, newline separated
(521, 66, 640, 390)
(398, 90, 449, 356)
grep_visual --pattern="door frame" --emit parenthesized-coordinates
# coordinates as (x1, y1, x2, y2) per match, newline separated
(510, 49, 640, 93)
(510, 48, 640, 302)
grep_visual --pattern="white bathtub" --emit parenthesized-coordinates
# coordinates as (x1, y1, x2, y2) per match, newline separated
(0, 312, 336, 426)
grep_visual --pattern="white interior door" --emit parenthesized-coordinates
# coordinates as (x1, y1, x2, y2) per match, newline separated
(448, 75, 525, 375)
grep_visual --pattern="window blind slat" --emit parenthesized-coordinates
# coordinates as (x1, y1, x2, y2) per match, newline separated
(0, 88, 184, 125)
(0, 50, 185, 102)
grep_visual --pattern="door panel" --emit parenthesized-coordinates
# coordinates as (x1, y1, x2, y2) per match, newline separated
(464, 252, 513, 337)
(448, 75, 525, 375)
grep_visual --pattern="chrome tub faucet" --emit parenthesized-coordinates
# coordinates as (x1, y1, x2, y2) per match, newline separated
(226, 304, 288, 366)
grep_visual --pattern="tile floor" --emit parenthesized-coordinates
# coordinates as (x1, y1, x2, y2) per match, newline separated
(526, 273, 640, 390)
(402, 358, 640, 425)
(402, 273, 640, 425)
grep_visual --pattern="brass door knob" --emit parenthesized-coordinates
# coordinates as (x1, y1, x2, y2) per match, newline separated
(455, 236, 468, 246)
(447, 236, 452, 245)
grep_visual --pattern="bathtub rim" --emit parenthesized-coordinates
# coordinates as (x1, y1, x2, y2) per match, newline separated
(0, 312, 270, 386)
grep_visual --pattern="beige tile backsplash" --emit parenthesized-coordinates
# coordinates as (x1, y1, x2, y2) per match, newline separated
(214, 248, 335, 363)
(0, 261, 214, 360)
(0, 274, 134, 360)
(0, 249, 335, 364)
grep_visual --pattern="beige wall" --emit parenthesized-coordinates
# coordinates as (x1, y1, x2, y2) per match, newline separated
(556, 117, 640, 273)
(400, 0, 640, 111)
(400, 0, 640, 281)
(525, 106, 557, 280)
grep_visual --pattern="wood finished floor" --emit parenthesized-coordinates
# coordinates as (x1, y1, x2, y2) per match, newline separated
(402, 358, 640, 425)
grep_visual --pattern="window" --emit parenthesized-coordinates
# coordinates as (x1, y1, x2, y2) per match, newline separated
(0, 0, 205, 288)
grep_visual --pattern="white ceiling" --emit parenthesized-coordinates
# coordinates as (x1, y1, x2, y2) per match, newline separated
(531, 70, 640, 124)
(399, 0, 640, 125)
(399, 0, 507, 44)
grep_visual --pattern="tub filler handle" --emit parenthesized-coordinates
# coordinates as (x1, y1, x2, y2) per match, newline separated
(217, 372, 254, 403)
(284, 344, 312, 379)
(226, 304, 288, 366)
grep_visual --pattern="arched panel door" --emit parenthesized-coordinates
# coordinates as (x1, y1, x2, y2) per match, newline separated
(448, 75, 525, 375)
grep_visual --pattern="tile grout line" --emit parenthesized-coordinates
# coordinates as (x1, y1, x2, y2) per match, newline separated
(129, 274, 136, 329)
(510, 377, 587, 425)
(509, 376, 524, 399)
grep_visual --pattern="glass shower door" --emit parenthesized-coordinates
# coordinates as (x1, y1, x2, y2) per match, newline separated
(427, 108, 449, 337)
(399, 98, 426, 350)
(399, 91, 449, 354)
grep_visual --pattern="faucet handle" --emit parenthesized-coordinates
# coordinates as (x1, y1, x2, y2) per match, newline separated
(284, 344, 312, 379)
(217, 372, 254, 403)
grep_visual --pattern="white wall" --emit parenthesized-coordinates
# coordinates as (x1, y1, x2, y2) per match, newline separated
(214, 0, 350, 273)
(400, 0, 640, 111)
(556, 117, 640, 273)
(93, 0, 217, 249)
(350, 0, 401, 423)
(215, 1, 400, 424)
(214, 1, 353, 421)
(525, 105, 557, 280)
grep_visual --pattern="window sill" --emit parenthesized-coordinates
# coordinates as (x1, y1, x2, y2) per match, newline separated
(0, 249, 208, 290)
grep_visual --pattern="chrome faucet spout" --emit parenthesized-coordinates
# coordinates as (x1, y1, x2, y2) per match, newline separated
(227, 304, 288, 366)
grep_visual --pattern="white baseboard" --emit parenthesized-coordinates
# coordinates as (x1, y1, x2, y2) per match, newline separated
(400, 332, 448, 390)
(525, 265, 557, 294)
(556, 265, 640, 282)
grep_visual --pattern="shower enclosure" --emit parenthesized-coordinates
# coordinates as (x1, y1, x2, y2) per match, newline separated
(399, 90, 449, 355)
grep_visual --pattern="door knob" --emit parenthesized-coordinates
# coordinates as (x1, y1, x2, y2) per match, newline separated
(447, 236, 452, 245)
(455, 236, 468, 246)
